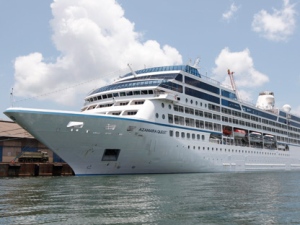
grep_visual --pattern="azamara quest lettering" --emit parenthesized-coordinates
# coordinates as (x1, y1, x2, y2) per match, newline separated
(139, 128, 167, 134)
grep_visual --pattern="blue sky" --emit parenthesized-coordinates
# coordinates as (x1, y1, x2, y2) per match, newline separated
(1, 0, 300, 120)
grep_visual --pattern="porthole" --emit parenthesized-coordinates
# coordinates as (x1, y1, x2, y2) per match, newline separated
(162, 114, 165, 119)
(190, 99, 193, 104)
(161, 103, 165, 108)
(186, 98, 188, 103)
(168, 104, 171, 110)
(202, 135, 205, 140)
(156, 113, 159, 118)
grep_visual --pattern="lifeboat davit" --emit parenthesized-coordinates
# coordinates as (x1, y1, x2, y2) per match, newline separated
(234, 128, 246, 138)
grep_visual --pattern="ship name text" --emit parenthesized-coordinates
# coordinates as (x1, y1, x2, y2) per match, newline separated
(139, 128, 167, 134)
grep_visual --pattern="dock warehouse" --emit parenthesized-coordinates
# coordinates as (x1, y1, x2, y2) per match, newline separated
(0, 119, 64, 163)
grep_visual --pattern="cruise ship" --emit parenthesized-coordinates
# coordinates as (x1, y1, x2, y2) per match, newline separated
(4, 65, 300, 175)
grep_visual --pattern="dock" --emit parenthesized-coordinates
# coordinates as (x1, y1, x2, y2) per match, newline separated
(0, 162, 74, 177)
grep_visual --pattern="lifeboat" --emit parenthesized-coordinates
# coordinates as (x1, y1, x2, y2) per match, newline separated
(263, 134, 275, 145)
(249, 132, 262, 143)
(233, 128, 246, 138)
(223, 127, 232, 136)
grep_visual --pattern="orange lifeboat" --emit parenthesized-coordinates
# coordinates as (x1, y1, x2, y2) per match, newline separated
(233, 128, 246, 138)
(223, 127, 232, 136)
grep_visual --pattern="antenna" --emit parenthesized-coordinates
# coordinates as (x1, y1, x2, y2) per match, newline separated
(193, 57, 201, 68)
(10, 88, 14, 107)
(127, 63, 137, 77)
(227, 69, 239, 100)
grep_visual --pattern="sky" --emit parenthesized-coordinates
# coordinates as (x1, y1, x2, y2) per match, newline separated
(1, 0, 300, 120)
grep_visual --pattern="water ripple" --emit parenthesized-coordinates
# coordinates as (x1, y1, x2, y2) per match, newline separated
(1, 172, 300, 224)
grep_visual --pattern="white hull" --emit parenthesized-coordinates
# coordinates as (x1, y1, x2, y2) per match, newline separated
(5, 108, 300, 175)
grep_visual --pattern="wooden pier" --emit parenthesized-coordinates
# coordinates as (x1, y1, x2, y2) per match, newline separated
(0, 162, 74, 177)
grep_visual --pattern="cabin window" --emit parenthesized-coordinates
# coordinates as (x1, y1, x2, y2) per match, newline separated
(213, 114, 221, 120)
(204, 112, 212, 119)
(169, 130, 173, 137)
(174, 105, 178, 111)
(123, 111, 137, 115)
(168, 114, 173, 123)
(205, 122, 213, 130)
(133, 101, 144, 105)
(200, 121, 204, 128)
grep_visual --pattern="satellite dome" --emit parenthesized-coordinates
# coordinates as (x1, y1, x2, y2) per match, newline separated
(282, 104, 291, 113)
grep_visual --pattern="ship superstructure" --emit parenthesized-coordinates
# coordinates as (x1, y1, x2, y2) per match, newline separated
(4, 65, 300, 174)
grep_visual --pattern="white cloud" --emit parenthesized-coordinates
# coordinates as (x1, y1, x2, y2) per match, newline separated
(212, 47, 269, 101)
(292, 106, 300, 116)
(222, 3, 239, 22)
(252, 0, 296, 41)
(13, 0, 182, 105)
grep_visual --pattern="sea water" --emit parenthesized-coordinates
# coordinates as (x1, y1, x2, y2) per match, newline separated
(1, 171, 300, 225)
